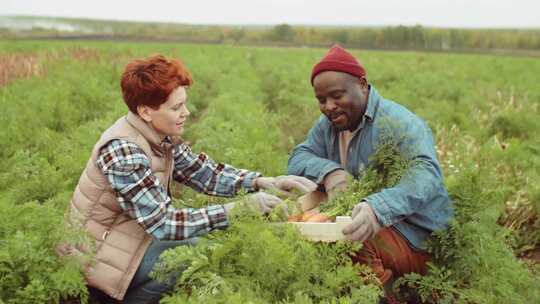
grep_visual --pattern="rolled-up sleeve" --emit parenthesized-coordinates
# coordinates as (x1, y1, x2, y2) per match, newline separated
(287, 117, 342, 184)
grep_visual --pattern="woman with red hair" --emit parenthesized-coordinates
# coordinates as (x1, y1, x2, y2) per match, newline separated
(65, 55, 316, 303)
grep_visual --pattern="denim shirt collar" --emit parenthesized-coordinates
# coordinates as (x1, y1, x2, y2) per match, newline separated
(343, 85, 381, 133)
(364, 85, 381, 123)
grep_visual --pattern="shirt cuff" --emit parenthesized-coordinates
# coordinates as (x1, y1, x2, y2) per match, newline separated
(316, 163, 343, 184)
(323, 169, 348, 191)
(241, 171, 262, 192)
(206, 205, 229, 230)
(364, 193, 394, 227)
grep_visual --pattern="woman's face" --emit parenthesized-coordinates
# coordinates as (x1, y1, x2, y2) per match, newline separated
(140, 86, 190, 138)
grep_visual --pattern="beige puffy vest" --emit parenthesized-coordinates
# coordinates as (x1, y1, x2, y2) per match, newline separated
(67, 112, 176, 300)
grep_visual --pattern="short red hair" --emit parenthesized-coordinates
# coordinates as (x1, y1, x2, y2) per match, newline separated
(121, 55, 193, 113)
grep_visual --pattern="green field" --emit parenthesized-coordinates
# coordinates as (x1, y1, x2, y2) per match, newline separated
(0, 41, 539, 303)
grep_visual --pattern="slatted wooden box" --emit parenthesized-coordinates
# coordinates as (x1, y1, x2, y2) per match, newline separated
(288, 191, 352, 242)
(288, 216, 352, 242)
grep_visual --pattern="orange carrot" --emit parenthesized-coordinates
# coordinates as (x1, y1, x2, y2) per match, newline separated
(301, 210, 318, 222)
(306, 213, 331, 223)
(287, 215, 303, 222)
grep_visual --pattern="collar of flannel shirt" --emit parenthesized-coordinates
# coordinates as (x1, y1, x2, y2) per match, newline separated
(161, 136, 173, 146)
(161, 136, 175, 151)
(126, 112, 183, 156)
(161, 136, 182, 148)
(152, 135, 181, 157)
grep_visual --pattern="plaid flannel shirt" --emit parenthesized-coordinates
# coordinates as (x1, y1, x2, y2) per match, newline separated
(96, 138, 260, 240)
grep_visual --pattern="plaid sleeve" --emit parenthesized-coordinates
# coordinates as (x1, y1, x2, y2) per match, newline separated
(96, 139, 229, 240)
(172, 143, 261, 196)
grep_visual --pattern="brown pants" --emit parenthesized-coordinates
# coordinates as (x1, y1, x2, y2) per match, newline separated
(351, 227, 430, 285)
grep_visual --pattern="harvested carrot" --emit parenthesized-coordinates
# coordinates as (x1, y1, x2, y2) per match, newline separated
(301, 210, 318, 222)
(306, 213, 331, 223)
(287, 214, 303, 222)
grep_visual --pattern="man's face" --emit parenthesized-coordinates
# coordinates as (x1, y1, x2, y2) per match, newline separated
(313, 71, 368, 132)
(139, 86, 190, 138)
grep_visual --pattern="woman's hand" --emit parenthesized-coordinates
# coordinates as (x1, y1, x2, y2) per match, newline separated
(254, 175, 317, 197)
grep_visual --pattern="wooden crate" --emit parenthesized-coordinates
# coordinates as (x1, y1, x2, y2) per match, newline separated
(289, 191, 352, 242)
(289, 216, 352, 242)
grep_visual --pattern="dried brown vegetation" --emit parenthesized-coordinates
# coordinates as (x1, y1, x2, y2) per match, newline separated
(0, 47, 107, 87)
(0, 53, 43, 86)
(67, 47, 102, 62)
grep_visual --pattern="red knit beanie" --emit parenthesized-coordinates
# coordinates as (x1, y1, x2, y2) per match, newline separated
(311, 44, 366, 85)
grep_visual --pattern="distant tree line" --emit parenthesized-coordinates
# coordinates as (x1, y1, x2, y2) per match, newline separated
(3, 17, 540, 52)
(201, 24, 540, 52)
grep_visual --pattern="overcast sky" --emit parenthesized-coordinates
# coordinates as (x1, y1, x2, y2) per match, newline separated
(2, 0, 540, 28)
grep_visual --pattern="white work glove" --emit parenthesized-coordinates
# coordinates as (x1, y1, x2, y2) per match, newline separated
(224, 192, 283, 215)
(323, 169, 351, 200)
(342, 202, 382, 242)
(254, 175, 317, 197)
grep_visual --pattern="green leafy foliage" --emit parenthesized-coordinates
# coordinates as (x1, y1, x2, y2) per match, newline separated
(152, 208, 382, 303)
(0, 41, 538, 303)
(394, 166, 540, 303)
(0, 199, 88, 303)
(321, 141, 410, 217)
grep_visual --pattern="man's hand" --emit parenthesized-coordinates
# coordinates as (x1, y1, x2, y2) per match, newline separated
(342, 202, 382, 242)
(254, 175, 317, 197)
(323, 169, 351, 200)
(224, 192, 283, 215)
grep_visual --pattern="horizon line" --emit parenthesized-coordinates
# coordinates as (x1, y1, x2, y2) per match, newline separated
(2, 14, 539, 31)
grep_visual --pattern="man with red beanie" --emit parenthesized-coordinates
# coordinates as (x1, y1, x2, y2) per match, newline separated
(288, 45, 453, 296)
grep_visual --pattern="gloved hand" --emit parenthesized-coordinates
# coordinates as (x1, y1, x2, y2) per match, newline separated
(224, 192, 283, 215)
(254, 175, 317, 197)
(323, 169, 351, 200)
(342, 201, 382, 242)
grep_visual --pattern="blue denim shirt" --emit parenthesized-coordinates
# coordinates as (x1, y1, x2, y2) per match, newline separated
(288, 86, 453, 250)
